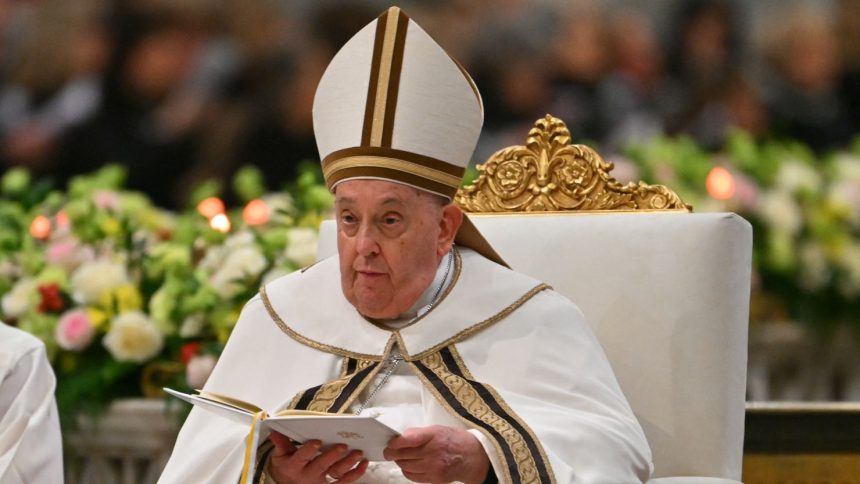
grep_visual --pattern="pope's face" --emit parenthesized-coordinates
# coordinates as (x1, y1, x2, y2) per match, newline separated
(335, 180, 461, 319)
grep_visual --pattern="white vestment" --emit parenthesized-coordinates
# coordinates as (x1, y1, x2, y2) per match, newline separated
(0, 322, 64, 484)
(160, 248, 652, 483)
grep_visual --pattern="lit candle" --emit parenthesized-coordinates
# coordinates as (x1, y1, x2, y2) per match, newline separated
(30, 215, 52, 240)
(197, 197, 226, 220)
(209, 213, 231, 233)
(706, 166, 736, 201)
(243, 199, 270, 226)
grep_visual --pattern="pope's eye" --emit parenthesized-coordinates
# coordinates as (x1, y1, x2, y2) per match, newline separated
(341, 213, 356, 224)
(383, 215, 401, 225)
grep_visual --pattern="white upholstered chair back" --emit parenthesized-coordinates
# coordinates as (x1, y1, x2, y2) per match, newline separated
(316, 116, 752, 482)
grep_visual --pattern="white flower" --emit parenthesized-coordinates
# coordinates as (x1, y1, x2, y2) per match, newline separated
(186, 354, 218, 389)
(262, 266, 292, 285)
(199, 231, 255, 273)
(833, 154, 860, 182)
(284, 227, 318, 268)
(757, 191, 803, 235)
(179, 314, 205, 338)
(827, 180, 860, 227)
(1, 278, 38, 318)
(103, 311, 164, 362)
(836, 244, 860, 298)
(797, 242, 830, 292)
(70, 259, 130, 304)
(209, 246, 267, 298)
(775, 159, 822, 195)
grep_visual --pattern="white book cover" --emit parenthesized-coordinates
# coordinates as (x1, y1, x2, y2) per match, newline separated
(164, 388, 400, 482)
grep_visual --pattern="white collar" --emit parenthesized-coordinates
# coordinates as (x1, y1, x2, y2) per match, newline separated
(261, 248, 547, 360)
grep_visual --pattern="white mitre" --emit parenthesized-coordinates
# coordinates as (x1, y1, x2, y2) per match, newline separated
(312, 6, 505, 266)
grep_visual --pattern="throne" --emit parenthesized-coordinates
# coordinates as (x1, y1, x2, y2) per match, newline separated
(317, 115, 752, 483)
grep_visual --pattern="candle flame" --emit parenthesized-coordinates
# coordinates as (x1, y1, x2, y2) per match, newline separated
(243, 199, 270, 226)
(30, 215, 52, 239)
(209, 213, 231, 233)
(706, 166, 736, 200)
(197, 197, 225, 220)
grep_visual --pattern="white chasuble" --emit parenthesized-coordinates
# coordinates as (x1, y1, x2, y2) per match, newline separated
(0, 323, 64, 484)
(159, 249, 652, 483)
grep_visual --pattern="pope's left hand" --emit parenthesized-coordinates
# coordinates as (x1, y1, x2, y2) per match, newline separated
(383, 425, 490, 484)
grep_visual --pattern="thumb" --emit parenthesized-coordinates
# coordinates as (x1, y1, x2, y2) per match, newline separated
(387, 427, 434, 450)
(269, 431, 298, 457)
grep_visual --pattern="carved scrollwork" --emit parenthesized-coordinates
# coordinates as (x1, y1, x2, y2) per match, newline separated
(455, 115, 691, 213)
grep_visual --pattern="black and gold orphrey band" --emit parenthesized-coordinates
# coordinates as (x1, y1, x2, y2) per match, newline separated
(282, 350, 554, 484)
(411, 346, 556, 484)
(287, 357, 382, 414)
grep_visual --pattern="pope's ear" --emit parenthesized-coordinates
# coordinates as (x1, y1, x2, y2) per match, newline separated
(438, 203, 463, 256)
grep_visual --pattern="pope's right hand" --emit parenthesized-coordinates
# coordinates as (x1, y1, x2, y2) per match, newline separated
(266, 431, 369, 483)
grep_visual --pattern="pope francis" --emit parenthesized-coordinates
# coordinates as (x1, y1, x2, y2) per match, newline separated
(160, 7, 652, 484)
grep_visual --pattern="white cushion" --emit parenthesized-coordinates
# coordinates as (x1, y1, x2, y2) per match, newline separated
(317, 211, 752, 480)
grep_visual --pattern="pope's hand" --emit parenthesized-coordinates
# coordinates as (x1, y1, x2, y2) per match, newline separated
(383, 425, 490, 483)
(267, 431, 369, 483)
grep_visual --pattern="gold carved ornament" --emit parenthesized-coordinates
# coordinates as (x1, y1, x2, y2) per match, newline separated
(455, 115, 691, 213)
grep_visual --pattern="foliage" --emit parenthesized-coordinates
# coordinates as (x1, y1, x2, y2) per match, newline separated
(0, 164, 332, 426)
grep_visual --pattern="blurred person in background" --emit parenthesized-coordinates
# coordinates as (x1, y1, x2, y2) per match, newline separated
(0, 0, 107, 177)
(597, 9, 671, 152)
(180, 2, 376, 205)
(55, 2, 222, 208)
(547, 4, 614, 144)
(837, 0, 860, 133)
(760, 5, 856, 153)
(663, 0, 752, 149)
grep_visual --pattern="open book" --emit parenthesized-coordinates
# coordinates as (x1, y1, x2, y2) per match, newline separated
(165, 388, 400, 482)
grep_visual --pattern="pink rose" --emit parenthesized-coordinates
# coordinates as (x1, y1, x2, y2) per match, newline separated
(55, 310, 95, 351)
(186, 354, 217, 389)
(93, 190, 120, 211)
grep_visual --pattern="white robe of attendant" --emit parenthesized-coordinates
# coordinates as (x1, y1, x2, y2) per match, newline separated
(0, 322, 64, 484)
(160, 248, 652, 483)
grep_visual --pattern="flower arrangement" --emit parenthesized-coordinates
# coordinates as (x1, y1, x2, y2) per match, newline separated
(622, 132, 860, 329)
(0, 163, 333, 424)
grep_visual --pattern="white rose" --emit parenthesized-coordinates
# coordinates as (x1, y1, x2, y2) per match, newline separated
(199, 231, 255, 273)
(103, 311, 164, 362)
(70, 259, 130, 304)
(179, 314, 205, 338)
(209, 246, 267, 298)
(1, 278, 38, 318)
(757, 191, 803, 235)
(284, 227, 318, 268)
(776, 159, 822, 195)
(833, 154, 860, 182)
(827, 180, 860, 227)
(797, 242, 830, 292)
(186, 354, 218, 389)
(837, 244, 860, 298)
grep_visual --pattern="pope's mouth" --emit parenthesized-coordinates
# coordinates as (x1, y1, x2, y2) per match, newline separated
(356, 270, 385, 278)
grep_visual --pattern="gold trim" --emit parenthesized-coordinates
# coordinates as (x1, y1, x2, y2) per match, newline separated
(447, 345, 557, 483)
(407, 360, 514, 484)
(455, 114, 691, 212)
(406, 283, 551, 361)
(369, 9, 401, 147)
(324, 156, 463, 189)
(336, 340, 395, 413)
(260, 284, 386, 361)
(412, 351, 554, 483)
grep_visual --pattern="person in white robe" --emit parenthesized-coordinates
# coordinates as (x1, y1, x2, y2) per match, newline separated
(160, 6, 652, 483)
(0, 322, 64, 484)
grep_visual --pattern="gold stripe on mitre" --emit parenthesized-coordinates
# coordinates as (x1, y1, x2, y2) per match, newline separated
(363, 7, 409, 148)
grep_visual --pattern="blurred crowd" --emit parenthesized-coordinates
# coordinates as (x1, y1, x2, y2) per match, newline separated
(0, 0, 858, 208)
